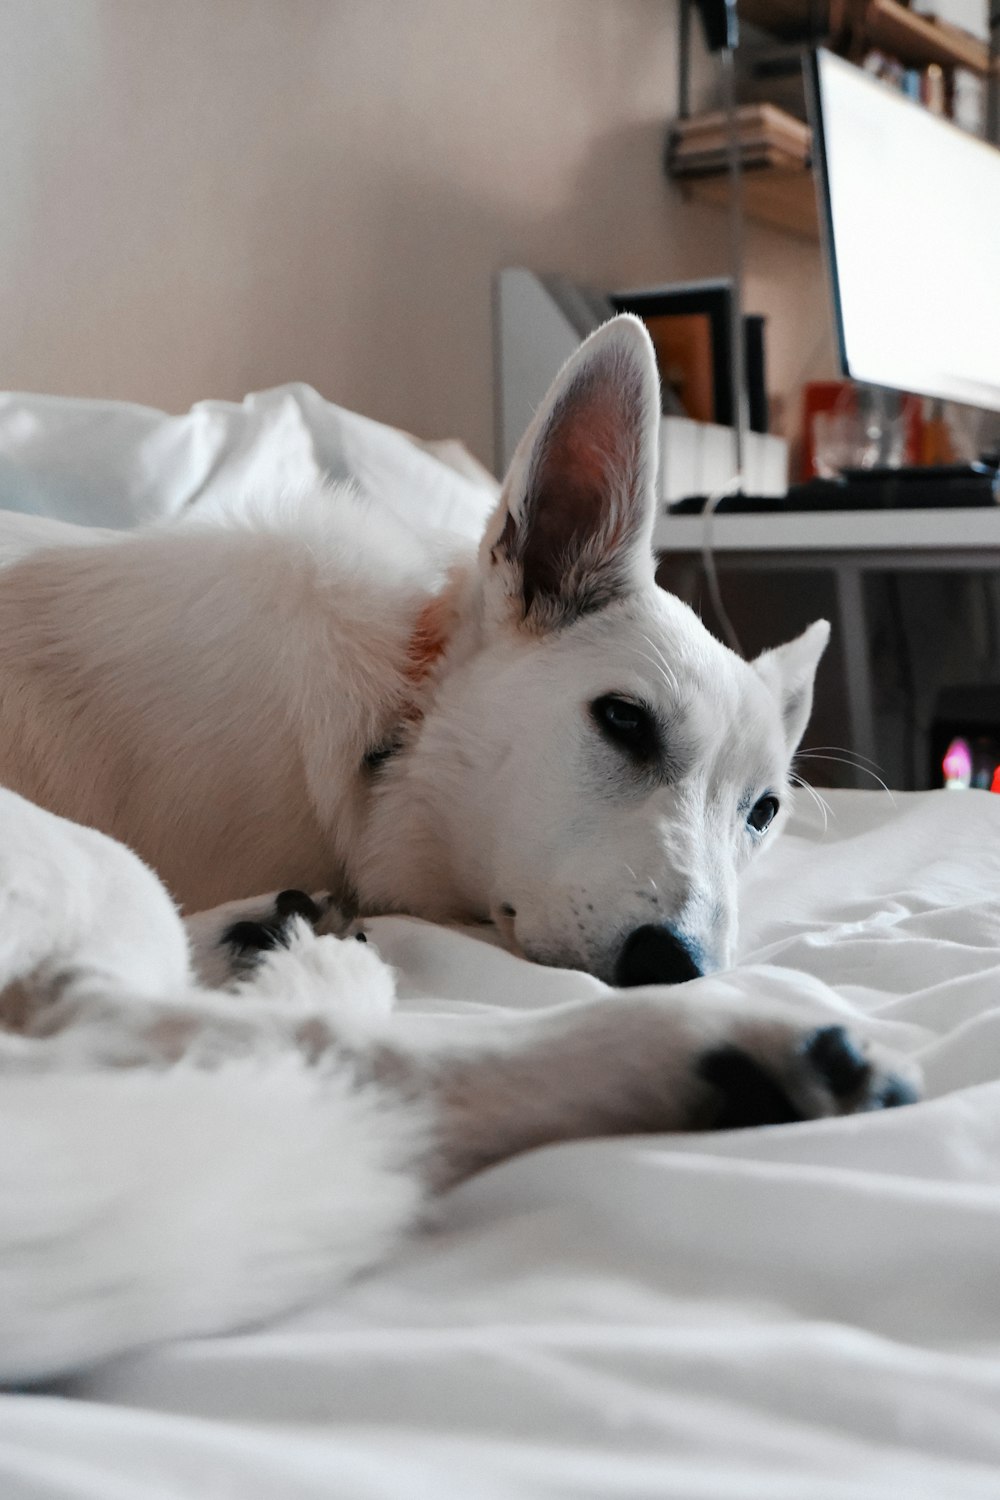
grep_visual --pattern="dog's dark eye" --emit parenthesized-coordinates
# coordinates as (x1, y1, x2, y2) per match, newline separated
(591, 695, 658, 763)
(748, 794, 779, 833)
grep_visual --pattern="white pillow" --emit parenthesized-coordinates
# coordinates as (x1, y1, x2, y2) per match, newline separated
(0, 383, 498, 540)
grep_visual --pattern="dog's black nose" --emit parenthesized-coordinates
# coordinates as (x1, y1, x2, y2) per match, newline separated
(615, 924, 703, 987)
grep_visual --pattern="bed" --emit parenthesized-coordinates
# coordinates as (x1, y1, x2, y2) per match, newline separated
(1, 387, 999, 1498)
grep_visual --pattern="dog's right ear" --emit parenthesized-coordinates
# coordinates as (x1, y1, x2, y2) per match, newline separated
(754, 619, 831, 755)
(481, 315, 661, 633)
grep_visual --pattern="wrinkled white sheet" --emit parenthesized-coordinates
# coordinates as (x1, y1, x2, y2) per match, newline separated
(0, 384, 496, 539)
(3, 788, 1000, 1498)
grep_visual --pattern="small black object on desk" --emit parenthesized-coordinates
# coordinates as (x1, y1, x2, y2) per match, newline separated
(669, 463, 1000, 515)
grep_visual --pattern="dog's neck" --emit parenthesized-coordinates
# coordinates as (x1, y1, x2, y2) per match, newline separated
(404, 575, 465, 688)
(356, 561, 495, 921)
(362, 563, 476, 775)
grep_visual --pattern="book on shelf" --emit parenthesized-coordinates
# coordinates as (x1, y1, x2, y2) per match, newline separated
(672, 103, 811, 154)
(670, 142, 809, 175)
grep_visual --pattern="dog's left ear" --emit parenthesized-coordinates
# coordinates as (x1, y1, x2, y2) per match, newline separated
(482, 314, 661, 632)
(753, 619, 831, 754)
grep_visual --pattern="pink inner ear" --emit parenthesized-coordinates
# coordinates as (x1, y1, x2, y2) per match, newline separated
(518, 360, 646, 607)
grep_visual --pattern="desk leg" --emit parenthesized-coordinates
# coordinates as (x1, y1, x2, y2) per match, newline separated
(834, 565, 878, 787)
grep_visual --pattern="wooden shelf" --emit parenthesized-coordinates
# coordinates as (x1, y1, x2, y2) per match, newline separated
(738, 0, 998, 78)
(674, 0, 998, 242)
(681, 163, 819, 240)
(674, 0, 997, 241)
(738, 0, 829, 38)
(857, 0, 997, 77)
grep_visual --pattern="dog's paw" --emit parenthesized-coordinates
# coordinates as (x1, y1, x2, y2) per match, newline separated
(223, 889, 329, 959)
(696, 1021, 920, 1130)
(186, 890, 361, 986)
(244, 919, 396, 1044)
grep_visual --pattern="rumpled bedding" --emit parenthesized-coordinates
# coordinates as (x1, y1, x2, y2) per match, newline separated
(2, 389, 999, 1494)
(2, 788, 1000, 1498)
(0, 383, 496, 538)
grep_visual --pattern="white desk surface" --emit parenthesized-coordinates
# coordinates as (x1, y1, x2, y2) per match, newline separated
(653, 506, 1000, 556)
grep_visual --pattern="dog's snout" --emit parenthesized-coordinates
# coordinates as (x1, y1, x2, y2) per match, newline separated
(615, 924, 703, 987)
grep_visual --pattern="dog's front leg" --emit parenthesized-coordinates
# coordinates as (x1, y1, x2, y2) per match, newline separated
(388, 992, 922, 1190)
(2, 913, 397, 1076)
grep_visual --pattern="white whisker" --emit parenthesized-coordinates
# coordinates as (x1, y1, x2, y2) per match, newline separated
(637, 632, 679, 695)
(803, 744, 885, 771)
(789, 772, 832, 831)
(797, 752, 895, 803)
(630, 651, 673, 696)
(631, 649, 679, 701)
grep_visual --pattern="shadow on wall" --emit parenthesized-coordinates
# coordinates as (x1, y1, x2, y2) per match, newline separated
(2, 0, 813, 468)
(1, 0, 715, 467)
(243, 118, 734, 472)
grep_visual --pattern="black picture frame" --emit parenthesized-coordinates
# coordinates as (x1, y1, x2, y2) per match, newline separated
(610, 281, 734, 428)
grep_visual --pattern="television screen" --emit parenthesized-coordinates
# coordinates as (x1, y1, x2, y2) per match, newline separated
(809, 49, 1000, 413)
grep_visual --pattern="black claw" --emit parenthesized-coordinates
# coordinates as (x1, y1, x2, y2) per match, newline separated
(222, 919, 283, 954)
(803, 1025, 873, 1099)
(223, 891, 324, 959)
(698, 1045, 801, 1129)
(872, 1074, 920, 1110)
(274, 889, 323, 923)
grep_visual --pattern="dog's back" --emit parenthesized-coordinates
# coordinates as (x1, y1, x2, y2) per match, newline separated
(0, 490, 451, 911)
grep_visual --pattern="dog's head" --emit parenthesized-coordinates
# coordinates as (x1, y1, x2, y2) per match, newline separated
(424, 315, 828, 985)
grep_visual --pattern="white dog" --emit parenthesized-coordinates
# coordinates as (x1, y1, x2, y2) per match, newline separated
(0, 317, 920, 1380)
(3, 316, 824, 986)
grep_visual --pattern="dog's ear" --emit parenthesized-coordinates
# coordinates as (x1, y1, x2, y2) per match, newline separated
(481, 314, 661, 632)
(753, 620, 831, 754)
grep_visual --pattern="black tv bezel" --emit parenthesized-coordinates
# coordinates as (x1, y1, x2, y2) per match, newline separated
(804, 48, 851, 387)
(806, 46, 1000, 412)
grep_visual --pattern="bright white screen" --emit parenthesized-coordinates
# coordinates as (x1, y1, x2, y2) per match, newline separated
(814, 49, 1000, 412)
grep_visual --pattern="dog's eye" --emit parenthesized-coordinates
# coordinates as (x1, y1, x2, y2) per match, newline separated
(748, 794, 779, 833)
(591, 695, 658, 763)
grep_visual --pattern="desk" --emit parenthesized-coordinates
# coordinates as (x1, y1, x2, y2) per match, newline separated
(653, 507, 1000, 784)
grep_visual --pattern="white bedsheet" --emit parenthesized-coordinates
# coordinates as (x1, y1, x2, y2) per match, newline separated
(0, 383, 496, 539)
(2, 788, 1000, 1497)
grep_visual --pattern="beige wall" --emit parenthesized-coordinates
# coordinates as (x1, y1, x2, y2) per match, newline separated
(0, 0, 832, 467)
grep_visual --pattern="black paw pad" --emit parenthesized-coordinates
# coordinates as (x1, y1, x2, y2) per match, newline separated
(872, 1073, 920, 1109)
(222, 890, 322, 958)
(274, 890, 324, 924)
(698, 1045, 800, 1130)
(802, 1025, 872, 1100)
(222, 918, 285, 955)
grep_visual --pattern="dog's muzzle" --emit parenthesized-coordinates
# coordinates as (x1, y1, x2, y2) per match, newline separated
(615, 924, 703, 987)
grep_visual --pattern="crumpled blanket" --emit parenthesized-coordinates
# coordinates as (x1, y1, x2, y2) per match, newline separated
(2, 787, 999, 1498)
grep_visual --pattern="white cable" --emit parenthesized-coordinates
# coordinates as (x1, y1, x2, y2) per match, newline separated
(679, 10, 747, 662)
(712, 27, 747, 661)
(700, 474, 746, 657)
(720, 42, 748, 481)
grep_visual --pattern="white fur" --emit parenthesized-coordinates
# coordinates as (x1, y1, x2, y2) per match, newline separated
(0, 318, 917, 1383)
(0, 1059, 426, 1380)
(0, 786, 919, 1382)
(0, 317, 827, 981)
